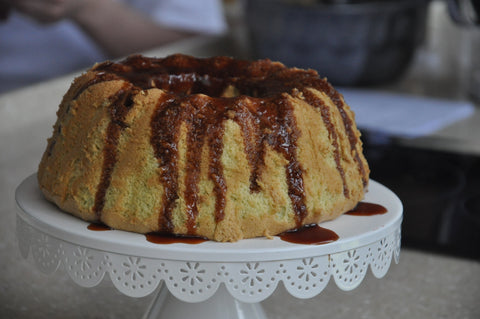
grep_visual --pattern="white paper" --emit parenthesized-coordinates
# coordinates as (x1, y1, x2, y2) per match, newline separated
(339, 89, 475, 139)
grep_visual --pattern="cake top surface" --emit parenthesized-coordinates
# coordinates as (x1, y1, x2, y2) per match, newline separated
(83, 54, 331, 99)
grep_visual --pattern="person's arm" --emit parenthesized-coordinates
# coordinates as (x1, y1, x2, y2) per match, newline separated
(71, 0, 193, 57)
(11, 0, 194, 57)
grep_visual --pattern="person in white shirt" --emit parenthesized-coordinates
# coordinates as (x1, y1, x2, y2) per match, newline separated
(0, 0, 227, 94)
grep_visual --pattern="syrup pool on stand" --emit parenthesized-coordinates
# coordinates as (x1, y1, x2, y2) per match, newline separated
(86, 201, 387, 245)
(346, 201, 387, 216)
(145, 232, 208, 245)
(279, 224, 339, 245)
(279, 201, 387, 245)
(87, 223, 112, 231)
(86, 223, 207, 244)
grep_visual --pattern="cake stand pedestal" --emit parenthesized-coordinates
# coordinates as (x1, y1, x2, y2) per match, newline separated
(16, 174, 402, 319)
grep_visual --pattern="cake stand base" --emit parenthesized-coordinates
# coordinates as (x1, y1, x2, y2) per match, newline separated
(15, 175, 402, 319)
(143, 284, 267, 319)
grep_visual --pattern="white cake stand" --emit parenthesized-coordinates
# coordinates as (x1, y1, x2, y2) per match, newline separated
(16, 174, 402, 319)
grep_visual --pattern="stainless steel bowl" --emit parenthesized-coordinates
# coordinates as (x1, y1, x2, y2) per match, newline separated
(245, 0, 430, 86)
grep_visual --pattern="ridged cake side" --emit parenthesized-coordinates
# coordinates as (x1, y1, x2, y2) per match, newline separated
(38, 54, 369, 242)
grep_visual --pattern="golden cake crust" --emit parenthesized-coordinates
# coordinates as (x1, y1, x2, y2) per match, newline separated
(38, 54, 369, 242)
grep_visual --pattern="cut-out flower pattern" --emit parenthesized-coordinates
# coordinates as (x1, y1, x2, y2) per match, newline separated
(35, 234, 55, 259)
(240, 262, 265, 287)
(377, 238, 390, 264)
(297, 258, 320, 282)
(73, 247, 93, 272)
(180, 262, 205, 286)
(343, 250, 360, 274)
(122, 257, 146, 282)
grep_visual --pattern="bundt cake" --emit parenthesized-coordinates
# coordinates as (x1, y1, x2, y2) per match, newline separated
(37, 54, 369, 242)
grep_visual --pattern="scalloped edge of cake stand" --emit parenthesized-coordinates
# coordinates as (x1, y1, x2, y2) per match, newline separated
(15, 174, 402, 318)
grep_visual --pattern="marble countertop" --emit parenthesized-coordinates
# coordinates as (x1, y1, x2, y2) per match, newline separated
(1, 2, 480, 317)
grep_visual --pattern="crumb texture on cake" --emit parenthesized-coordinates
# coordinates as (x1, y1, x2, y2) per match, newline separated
(38, 54, 369, 242)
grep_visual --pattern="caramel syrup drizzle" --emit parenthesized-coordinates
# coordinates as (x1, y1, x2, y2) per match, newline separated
(320, 83, 368, 188)
(93, 84, 135, 219)
(301, 89, 349, 198)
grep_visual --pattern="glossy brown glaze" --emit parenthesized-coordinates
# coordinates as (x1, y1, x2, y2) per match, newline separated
(266, 96, 307, 226)
(302, 89, 348, 198)
(87, 222, 112, 231)
(145, 232, 208, 244)
(346, 202, 387, 216)
(93, 84, 135, 220)
(325, 86, 368, 188)
(77, 54, 365, 235)
(279, 224, 339, 245)
(150, 95, 182, 232)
